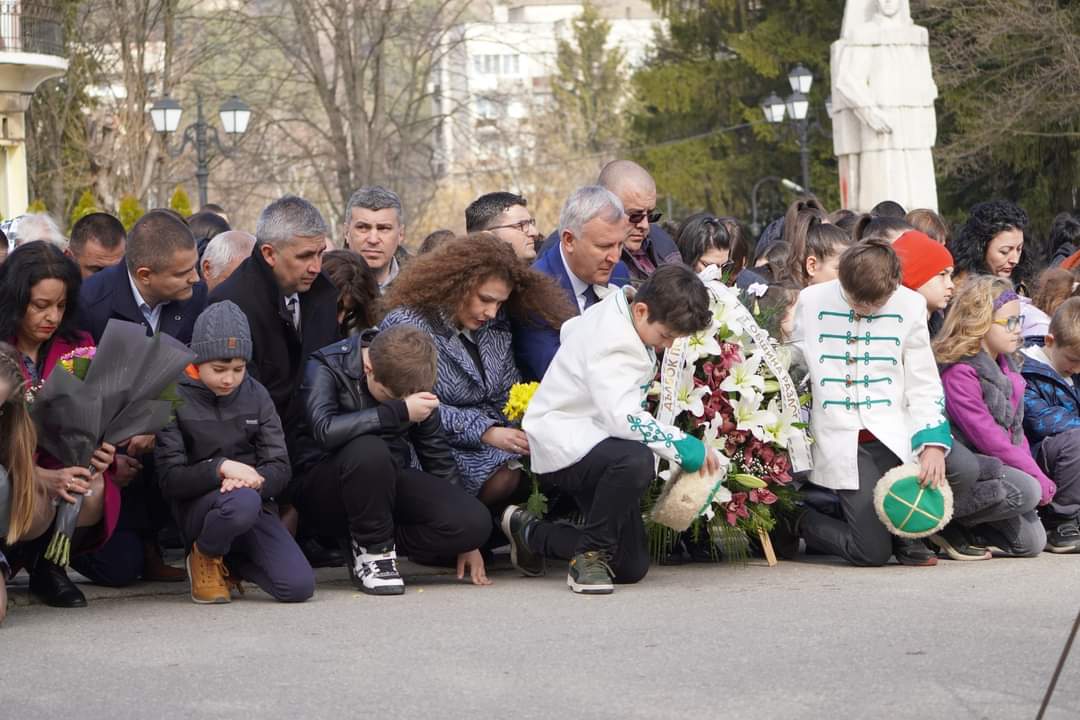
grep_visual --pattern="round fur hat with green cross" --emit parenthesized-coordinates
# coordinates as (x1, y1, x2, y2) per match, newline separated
(873, 464, 954, 539)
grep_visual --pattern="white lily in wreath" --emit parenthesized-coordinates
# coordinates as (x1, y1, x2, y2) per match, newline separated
(719, 352, 765, 399)
(674, 366, 710, 418)
(709, 291, 745, 337)
(760, 397, 800, 447)
(733, 393, 777, 441)
(683, 321, 724, 363)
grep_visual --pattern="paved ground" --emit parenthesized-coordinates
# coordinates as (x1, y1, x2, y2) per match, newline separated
(2, 553, 1078, 720)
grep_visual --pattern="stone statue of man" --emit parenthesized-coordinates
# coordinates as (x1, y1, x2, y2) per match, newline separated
(830, 0, 939, 212)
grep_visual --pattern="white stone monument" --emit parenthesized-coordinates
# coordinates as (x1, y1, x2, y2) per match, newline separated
(830, 0, 939, 212)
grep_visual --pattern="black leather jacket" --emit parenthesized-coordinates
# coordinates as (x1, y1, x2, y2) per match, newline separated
(294, 330, 461, 485)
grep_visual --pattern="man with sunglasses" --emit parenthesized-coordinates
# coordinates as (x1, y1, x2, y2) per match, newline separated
(465, 192, 542, 261)
(539, 160, 682, 281)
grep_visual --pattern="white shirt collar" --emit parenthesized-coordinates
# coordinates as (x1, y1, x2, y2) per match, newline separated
(128, 271, 162, 330)
(558, 243, 595, 309)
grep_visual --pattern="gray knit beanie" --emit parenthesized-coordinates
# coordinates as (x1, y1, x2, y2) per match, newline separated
(190, 300, 252, 364)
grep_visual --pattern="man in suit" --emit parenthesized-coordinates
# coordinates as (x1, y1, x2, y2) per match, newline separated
(79, 210, 206, 343)
(75, 210, 207, 586)
(209, 195, 342, 565)
(514, 185, 631, 380)
(538, 160, 682, 282)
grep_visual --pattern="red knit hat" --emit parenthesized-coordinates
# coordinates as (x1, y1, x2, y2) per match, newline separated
(893, 230, 954, 290)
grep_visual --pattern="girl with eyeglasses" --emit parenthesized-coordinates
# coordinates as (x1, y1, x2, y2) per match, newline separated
(932, 275, 1058, 557)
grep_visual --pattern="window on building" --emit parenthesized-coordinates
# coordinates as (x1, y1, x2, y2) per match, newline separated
(473, 53, 521, 76)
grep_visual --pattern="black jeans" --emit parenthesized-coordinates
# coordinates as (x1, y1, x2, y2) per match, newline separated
(294, 435, 490, 557)
(801, 439, 899, 567)
(530, 438, 654, 584)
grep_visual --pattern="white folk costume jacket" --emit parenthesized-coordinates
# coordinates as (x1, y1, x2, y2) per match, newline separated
(789, 280, 951, 490)
(523, 288, 706, 475)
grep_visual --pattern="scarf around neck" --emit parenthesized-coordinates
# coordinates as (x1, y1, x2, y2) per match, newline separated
(957, 351, 1024, 446)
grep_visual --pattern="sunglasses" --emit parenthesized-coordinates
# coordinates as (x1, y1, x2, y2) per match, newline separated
(627, 209, 662, 225)
(992, 315, 1021, 332)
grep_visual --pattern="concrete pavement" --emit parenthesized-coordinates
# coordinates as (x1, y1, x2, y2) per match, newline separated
(2, 554, 1078, 719)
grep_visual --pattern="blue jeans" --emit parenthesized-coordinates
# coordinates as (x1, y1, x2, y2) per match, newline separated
(182, 488, 314, 602)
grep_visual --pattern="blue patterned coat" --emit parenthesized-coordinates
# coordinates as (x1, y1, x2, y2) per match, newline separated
(1020, 353, 1080, 454)
(381, 306, 520, 495)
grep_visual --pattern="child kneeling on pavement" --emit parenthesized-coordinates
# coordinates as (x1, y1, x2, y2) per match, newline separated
(155, 301, 315, 604)
(505, 265, 722, 595)
(294, 325, 492, 595)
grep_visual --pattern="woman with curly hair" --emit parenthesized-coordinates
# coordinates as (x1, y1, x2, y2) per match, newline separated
(381, 233, 574, 505)
(949, 200, 1036, 291)
(321, 249, 381, 335)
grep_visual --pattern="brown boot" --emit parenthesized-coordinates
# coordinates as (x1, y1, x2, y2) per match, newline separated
(185, 544, 231, 604)
(143, 539, 186, 583)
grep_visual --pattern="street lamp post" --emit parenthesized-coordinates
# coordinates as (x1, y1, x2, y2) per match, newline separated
(149, 93, 251, 208)
(760, 64, 820, 194)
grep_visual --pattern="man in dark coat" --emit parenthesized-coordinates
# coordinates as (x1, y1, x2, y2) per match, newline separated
(75, 210, 207, 586)
(208, 195, 341, 466)
(79, 211, 206, 345)
(514, 185, 632, 381)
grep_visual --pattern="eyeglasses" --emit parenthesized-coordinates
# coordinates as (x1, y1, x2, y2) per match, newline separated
(487, 218, 537, 234)
(627, 209, 663, 225)
(992, 315, 1021, 332)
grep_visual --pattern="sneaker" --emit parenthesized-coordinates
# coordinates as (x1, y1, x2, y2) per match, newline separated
(928, 525, 991, 561)
(349, 539, 405, 595)
(500, 505, 546, 577)
(567, 551, 614, 595)
(1045, 519, 1080, 554)
(186, 544, 231, 604)
(893, 537, 938, 566)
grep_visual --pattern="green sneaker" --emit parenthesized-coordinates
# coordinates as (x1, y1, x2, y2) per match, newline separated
(567, 551, 614, 595)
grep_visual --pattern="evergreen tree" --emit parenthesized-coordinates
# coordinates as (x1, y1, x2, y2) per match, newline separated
(551, 2, 627, 155)
(169, 186, 192, 217)
(26, 199, 48, 214)
(629, 1, 842, 225)
(118, 194, 146, 231)
(70, 189, 99, 227)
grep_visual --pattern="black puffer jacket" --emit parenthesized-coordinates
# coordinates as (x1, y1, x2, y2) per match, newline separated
(294, 331, 461, 485)
(155, 373, 290, 510)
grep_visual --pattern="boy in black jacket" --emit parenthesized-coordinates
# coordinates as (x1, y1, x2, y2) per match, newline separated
(155, 301, 314, 604)
(295, 325, 491, 595)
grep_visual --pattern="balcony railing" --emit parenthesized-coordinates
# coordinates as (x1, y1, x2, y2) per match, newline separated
(0, 2, 64, 57)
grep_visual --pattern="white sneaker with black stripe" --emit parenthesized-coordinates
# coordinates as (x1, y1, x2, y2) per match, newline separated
(349, 539, 405, 595)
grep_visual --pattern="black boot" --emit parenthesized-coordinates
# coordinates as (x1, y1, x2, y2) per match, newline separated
(29, 555, 87, 608)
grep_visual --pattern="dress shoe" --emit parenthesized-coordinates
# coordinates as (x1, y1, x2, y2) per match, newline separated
(142, 540, 187, 582)
(29, 557, 87, 608)
(301, 537, 345, 569)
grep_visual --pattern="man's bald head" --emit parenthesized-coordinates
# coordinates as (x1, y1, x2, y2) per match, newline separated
(598, 160, 655, 195)
(597, 160, 657, 252)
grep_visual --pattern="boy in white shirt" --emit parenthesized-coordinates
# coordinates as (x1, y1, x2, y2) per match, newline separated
(505, 265, 721, 594)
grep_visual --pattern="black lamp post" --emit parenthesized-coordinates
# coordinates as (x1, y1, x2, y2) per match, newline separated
(760, 64, 817, 194)
(149, 94, 251, 208)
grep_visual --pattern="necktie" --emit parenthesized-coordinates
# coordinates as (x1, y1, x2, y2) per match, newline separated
(582, 286, 600, 310)
(286, 296, 301, 332)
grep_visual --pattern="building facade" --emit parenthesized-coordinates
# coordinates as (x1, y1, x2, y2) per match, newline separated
(434, 0, 660, 174)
